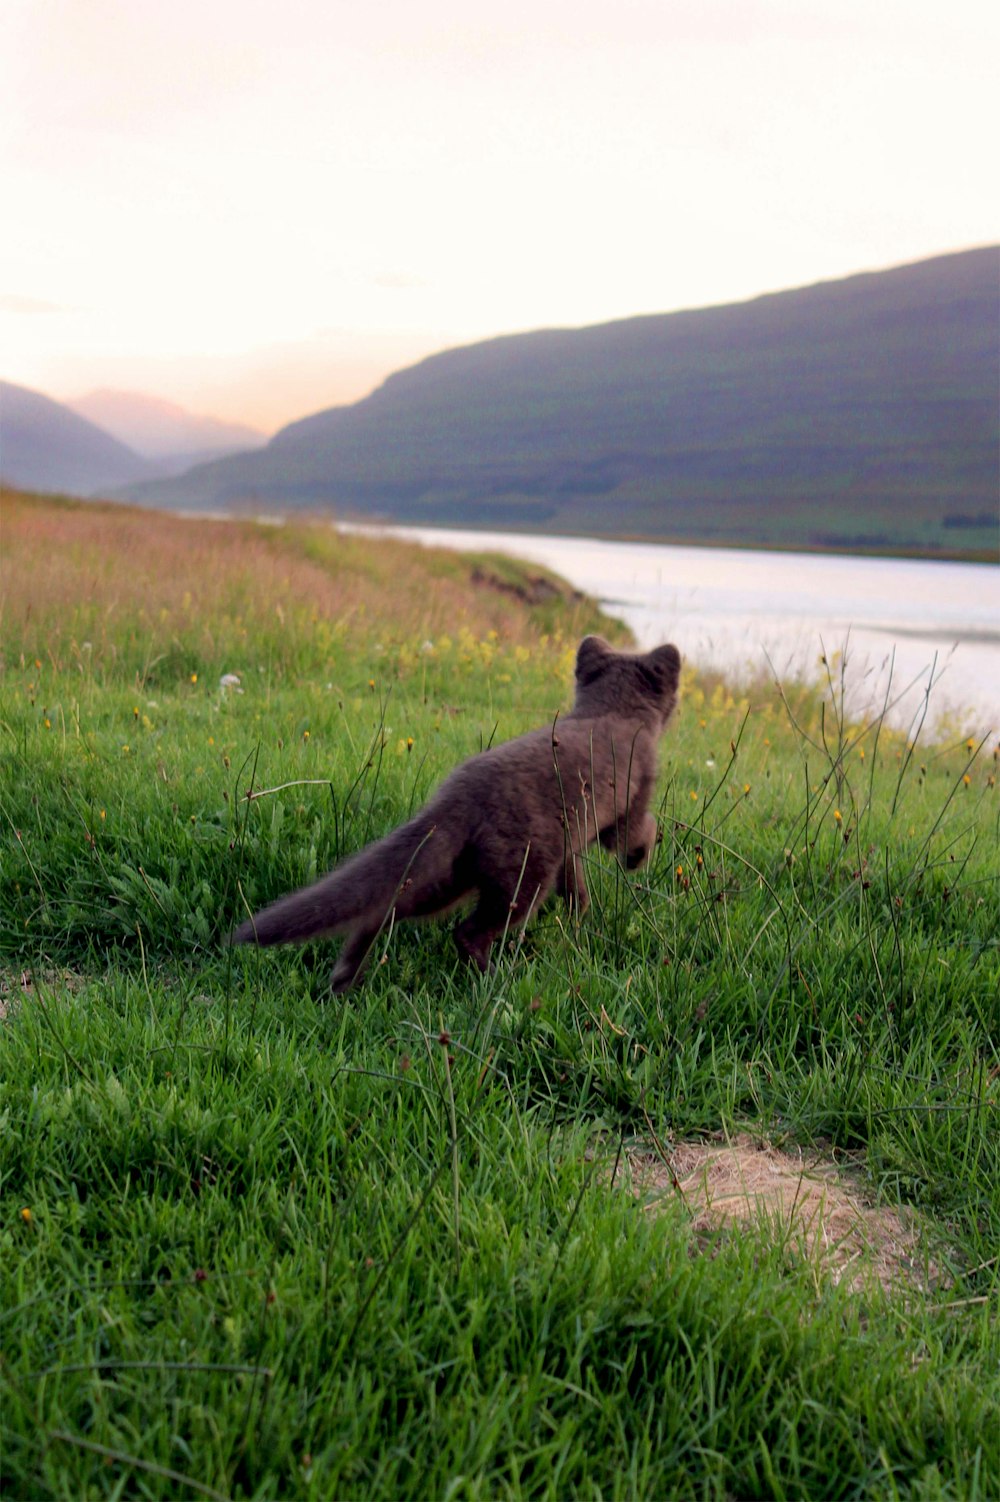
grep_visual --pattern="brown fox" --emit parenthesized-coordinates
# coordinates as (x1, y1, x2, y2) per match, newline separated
(231, 635, 681, 991)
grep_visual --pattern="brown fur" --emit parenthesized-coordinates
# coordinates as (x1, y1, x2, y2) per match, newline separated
(231, 636, 681, 991)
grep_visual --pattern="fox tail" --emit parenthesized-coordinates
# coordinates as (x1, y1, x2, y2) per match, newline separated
(230, 816, 452, 947)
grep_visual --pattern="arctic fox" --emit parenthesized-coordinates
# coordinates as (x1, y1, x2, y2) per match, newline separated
(231, 635, 681, 991)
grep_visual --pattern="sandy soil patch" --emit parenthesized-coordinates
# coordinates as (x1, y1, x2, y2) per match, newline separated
(0, 967, 85, 1022)
(615, 1132, 942, 1296)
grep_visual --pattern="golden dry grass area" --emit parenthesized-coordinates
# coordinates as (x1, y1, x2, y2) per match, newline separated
(618, 1134, 944, 1298)
(0, 489, 606, 669)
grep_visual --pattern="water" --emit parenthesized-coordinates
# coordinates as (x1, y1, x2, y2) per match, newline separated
(337, 522, 1000, 740)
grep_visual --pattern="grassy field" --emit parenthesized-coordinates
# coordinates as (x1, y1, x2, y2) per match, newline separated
(2, 489, 998, 1500)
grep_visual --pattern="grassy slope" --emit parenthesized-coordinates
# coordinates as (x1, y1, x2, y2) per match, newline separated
(1, 491, 999, 1500)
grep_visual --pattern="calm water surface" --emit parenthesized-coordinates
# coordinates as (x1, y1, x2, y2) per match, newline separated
(339, 523, 1000, 739)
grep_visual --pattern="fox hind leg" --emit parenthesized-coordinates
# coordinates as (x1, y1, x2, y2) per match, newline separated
(453, 858, 556, 973)
(331, 923, 381, 993)
(452, 887, 510, 972)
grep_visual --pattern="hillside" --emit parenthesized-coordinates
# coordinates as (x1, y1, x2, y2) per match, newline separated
(121, 248, 999, 558)
(69, 388, 267, 474)
(0, 380, 152, 495)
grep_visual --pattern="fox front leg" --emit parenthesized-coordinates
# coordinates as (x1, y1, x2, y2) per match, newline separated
(624, 810, 658, 869)
(600, 810, 658, 870)
(555, 850, 590, 917)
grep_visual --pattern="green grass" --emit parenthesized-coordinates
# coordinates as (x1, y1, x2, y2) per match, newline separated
(1, 492, 999, 1499)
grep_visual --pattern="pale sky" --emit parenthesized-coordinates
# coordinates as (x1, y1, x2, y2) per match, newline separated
(2, 0, 997, 432)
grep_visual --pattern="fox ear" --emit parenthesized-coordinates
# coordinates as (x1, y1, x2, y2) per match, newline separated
(575, 635, 613, 683)
(644, 643, 681, 695)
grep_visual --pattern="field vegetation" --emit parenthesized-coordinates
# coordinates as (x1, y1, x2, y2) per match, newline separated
(2, 489, 998, 1499)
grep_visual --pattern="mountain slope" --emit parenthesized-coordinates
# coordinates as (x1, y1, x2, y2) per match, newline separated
(69, 389, 266, 468)
(125, 248, 1000, 555)
(1, 381, 152, 495)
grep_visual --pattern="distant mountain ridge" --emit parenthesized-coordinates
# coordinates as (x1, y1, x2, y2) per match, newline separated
(1, 383, 268, 493)
(69, 389, 266, 466)
(121, 247, 999, 557)
(0, 380, 152, 495)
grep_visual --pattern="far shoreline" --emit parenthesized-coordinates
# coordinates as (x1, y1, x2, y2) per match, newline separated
(3, 484, 996, 565)
(223, 499, 999, 567)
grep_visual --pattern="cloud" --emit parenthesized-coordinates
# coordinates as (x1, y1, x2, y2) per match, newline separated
(373, 272, 429, 291)
(0, 294, 65, 315)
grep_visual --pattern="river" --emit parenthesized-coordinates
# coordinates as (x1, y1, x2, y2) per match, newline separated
(336, 523, 1000, 741)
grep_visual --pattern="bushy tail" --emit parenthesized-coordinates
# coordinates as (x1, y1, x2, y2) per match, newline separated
(231, 816, 449, 947)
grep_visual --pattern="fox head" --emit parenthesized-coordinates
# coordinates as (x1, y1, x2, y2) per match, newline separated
(572, 636, 681, 726)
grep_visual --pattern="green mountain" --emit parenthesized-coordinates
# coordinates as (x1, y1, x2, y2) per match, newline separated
(1, 380, 152, 496)
(122, 249, 998, 556)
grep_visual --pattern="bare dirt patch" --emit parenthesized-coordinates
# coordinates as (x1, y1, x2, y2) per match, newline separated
(0, 967, 86, 1022)
(615, 1132, 943, 1296)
